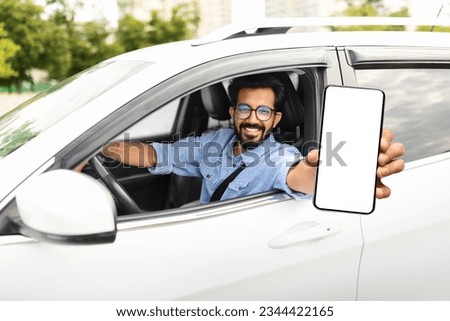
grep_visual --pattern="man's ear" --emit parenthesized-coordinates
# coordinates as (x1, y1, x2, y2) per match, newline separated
(273, 112, 282, 128)
(228, 106, 234, 119)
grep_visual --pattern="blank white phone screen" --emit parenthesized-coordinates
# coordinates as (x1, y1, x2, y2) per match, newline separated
(313, 86, 385, 214)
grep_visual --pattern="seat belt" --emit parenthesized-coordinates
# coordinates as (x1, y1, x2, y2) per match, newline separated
(209, 135, 283, 202)
(210, 163, 246, 202)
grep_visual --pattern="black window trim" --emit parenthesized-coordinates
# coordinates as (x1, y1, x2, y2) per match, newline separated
(345, 46, 450, 69)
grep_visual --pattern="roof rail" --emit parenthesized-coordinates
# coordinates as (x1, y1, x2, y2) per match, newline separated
(192, 17, 450, 46)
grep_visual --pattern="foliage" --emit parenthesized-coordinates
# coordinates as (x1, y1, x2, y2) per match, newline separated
(0, 23, 20, 79)
(116, 1, 201, 51)
(44, 0, 123, 77)
(117, 14, 148, 52)
(148, 1, 201, 45)
(68, 20, 124, 75)
(0, 0, 201, 88)
(38, 18, 72, 80)
(0, 121, 38, 157)
(0, 0, 45, 90)
(331, 0, 409, 31)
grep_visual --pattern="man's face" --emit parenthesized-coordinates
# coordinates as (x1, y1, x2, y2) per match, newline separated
(229, 87, 282, 151)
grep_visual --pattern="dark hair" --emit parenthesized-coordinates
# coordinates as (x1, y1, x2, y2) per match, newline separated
(228, 73, 286, 112)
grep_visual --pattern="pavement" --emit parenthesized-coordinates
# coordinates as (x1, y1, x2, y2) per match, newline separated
(0, 93, 37, 117)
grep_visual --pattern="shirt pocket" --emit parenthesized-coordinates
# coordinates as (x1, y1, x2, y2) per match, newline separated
(228, 180, 250, 192)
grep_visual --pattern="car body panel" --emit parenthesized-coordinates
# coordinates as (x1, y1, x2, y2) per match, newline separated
(358, 155, 450, 299)
(0, 197, 362, 300)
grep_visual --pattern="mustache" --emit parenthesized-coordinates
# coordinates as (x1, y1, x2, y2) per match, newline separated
(240, 123, 264, 131)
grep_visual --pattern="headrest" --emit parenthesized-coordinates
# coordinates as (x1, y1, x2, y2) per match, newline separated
(200, 82, 231, 121)
(271, 72, 305, 132)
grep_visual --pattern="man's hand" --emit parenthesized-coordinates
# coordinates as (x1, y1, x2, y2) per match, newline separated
(376, 129, 405, 199)
(287, 129, 405, 198)
(286, 149, 318, 194)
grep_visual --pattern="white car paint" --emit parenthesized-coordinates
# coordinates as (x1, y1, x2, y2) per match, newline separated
(1, 198, 362, 300)
(358, 154, 450, 300)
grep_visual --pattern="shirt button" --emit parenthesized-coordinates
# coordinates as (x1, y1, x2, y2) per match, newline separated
(206, 174, 210, 178)
(233, 164, 236, 167)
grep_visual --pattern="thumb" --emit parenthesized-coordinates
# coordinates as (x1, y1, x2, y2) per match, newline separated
(304, 149, 319, 167)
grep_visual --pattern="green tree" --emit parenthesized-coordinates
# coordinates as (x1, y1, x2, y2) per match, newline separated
(46, 0, 124, 77)
(148, 1, 201, 45)
(0, 0, 70, 90)
(116, 1, 201, 53)
(38, 19, 72, 80)
(117, 14, 148, 52)
(331, 0, 409, 31)
(43, 0, 80, 80)
(68, 20, 124, 75)
(0, 23, 19, 79)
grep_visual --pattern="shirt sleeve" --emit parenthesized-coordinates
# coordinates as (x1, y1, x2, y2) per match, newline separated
(148, 130, 228, 178)
(273, 144, 312, 201)
(148, 135, 203, 177)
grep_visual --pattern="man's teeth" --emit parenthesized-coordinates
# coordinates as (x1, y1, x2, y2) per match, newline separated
(245, 127, 260, 132)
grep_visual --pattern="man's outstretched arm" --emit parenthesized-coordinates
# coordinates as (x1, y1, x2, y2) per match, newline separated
(102, 142, 157, 168)
(286, 129, 405, 199)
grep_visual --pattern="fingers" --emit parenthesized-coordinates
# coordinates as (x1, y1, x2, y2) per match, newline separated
(376, 179, 391, 199)
(304, 149, 319, 167)
(377, 158, 405, 178)
(380, 128, 394, 153)
(73, 160, 89, 173)
(379, 142, 406, 166)
(376, 130, 405, 199)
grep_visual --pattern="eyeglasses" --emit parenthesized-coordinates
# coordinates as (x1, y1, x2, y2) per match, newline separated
(234, 104, 276, 121)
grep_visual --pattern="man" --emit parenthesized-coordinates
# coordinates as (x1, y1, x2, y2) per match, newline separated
(103, 73, 405, 204)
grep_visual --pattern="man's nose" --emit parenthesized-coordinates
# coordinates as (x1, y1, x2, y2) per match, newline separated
(247, 109, 259, 122)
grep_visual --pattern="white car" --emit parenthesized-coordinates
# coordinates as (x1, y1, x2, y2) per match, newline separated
(0, 18, 449, 300)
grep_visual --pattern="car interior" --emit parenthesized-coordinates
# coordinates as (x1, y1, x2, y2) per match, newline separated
(84, 69, 322, 215)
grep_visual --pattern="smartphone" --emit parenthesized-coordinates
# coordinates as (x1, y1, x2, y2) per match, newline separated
(313, 85, 385, 214)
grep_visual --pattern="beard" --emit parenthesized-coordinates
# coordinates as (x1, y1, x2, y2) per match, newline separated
(235, 122, 271, 150)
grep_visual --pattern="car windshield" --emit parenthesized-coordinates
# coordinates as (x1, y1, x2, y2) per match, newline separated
(0, 60, 152, 159)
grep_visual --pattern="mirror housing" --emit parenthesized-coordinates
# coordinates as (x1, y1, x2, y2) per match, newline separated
(14, 169, 117, 244)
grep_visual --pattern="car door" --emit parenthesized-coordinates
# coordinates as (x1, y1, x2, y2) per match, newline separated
(339, 47, 450, 300)
(1, 195, 363, 300)
(0, 47, 364, 300)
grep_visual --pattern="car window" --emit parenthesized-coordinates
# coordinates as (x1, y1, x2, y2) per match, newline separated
(355, 68, 450, 162)
(118, 99, 179, 140)
(97, 68, 323, 214)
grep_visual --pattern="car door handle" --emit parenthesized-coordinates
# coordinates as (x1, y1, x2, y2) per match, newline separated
(268, 221, 343, 249)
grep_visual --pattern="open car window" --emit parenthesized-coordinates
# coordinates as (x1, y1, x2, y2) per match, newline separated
(89, 67, 323, 216)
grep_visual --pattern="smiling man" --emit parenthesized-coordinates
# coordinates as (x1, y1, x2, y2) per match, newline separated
(103, 73, 405, 204)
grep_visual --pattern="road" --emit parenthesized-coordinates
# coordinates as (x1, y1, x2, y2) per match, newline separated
(0, 93, 36, 117)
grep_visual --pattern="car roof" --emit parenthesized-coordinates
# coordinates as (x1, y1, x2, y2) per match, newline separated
(112, 31, 450, 64)
(108, 17, 450, 74)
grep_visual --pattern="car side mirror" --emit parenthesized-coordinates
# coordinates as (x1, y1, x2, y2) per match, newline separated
(14, 170, 117, 244)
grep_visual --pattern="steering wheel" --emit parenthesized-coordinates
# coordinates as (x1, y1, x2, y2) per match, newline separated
(89, 156, 141, 214)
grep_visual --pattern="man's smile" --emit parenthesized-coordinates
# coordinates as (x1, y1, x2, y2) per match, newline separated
(241, 124, 264, 134)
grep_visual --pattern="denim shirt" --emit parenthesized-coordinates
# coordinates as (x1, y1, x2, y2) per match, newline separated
(149, 128, 309, 203)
